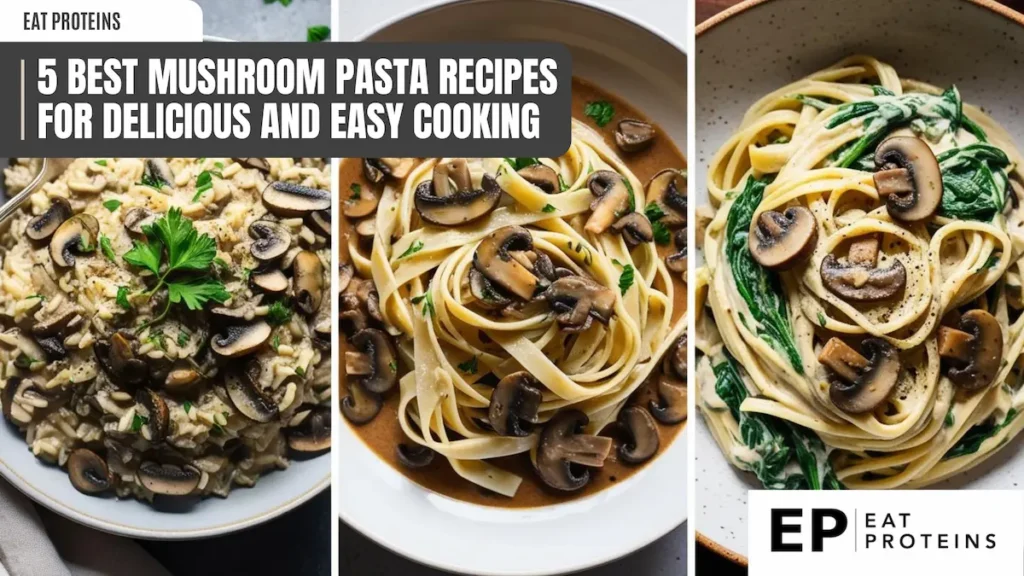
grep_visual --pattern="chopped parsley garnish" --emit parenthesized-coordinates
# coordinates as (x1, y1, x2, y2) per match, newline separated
(389, 360, 398, 373)
(183, 401, 192, 414)
(295, 366, 306, 377)
(542, 204, 557, 213)
(241, 267, 253, 281)
(264, 0, 292, 5)
(25, 294, 43, 301)
(645, 202, 666, 222)
(99, 235, 116, 262)
(817, 311, 827, 327)
(14, 353, 36, 369)
(307, 25, 330, 42)
(115, 286, 132, 310)
(457, 356, 479, 374)
(584, 101, 615, 127)
(140, 172, 165, 190)
(147, 329, 167, 351)
(411, 292, 435, 317)
(94, 160, 108, 166)
(103, 199, 122, 212)
(131, 413, 148, 432)
(271, 333, 281, 352)
(558, 174, 569, 191)
(267, 301, 293, 326)
(192, 169, 222, 201)
(397, 240, 424, 259)
(213, 257, 230, 273)
(349, 183, 362, 200)
(505, 158, 541, 170)
(945, 408, 955, 428)
(618, 264, 635, 295)
(177, 329, 190, 347)
(651, 221, 671, 245)
(623, 178, 636, 213)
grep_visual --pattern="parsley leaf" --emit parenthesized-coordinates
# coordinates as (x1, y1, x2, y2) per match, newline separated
(307, 25, 330, 42)
(94, 160, 108, 167)
(183, 401, 192, 414)
(618, 264, 635, 295)
(349, 183, 362, 200)
(652, 221, 671, 245)
(103, 199, 121, 213)
(505, 158, 541, 170)
(177, 329, 190, 347)
(140, 172, 165, 190)
(397, 240, 424, 259)
(116, 286, 132, 310)
(411, 292, 435, 317)
(131, 413, 148, 432)
(166, 277, 230, 310)
(267, 301, 293, 326)
(558, 174, 569, 191)
(817, 311, 827, 327)
(389, 360, 398, 373)
(100, 235, 117, 262)
(192, 170, 222, 202)
(123, 238, 163, 275)
(213, 257, 230, 273)
(271, 333, 281, 352)
(457, 356, 479, 374)
(542, 204, 557, 213)
(645, 202, 666, 222)
(152, 208, 218, 272)
(295, 366, 306, 377)
(584, 101, 615, 127)
(623, 177, 636, 212)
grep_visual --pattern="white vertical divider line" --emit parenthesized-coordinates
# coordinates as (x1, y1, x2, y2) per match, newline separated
(329, 156, 341, 576)
(685, 0, 697, 573)
(20, 60, 25, 141)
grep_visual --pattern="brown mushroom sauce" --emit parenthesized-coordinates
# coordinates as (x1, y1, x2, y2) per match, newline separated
(0, 158, 331, 502)
(340, 79, 687, 507)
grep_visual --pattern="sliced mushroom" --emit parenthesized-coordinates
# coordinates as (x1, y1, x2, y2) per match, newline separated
(346, 328, 397, 394)
(818, 337, 901, 414)
(123, 207, 157, 235)
(249, 220, 292, 261)
(517, 164, 560, 193)
(469, 268, 512, 309)
(617, 406, 659, 463)
(107, 332, 148, 387)
(488, 371, 542, 437)
(338, 263, 354, 294)
(355, 219, 376, 246)
(211, 321, 271, 357)
(543, 275, 616, 332)
(341, 380, 382, 425)
(473, 226, 538, 300)
(137, 462, 201, 496)
(262, 182, 331, 217)
(937, 309, 1003, 392)
(432, 158, 472, 197)
(225, 372, 279, 423)
(36, 336, 66, 360)
(67, 449, 112, 494)
(32, 303, 80, 337)
(250, 268, 288, 294)
(234, 157, 271, 173)
(612, 212, 654, 248)
(293, 250, 324, 315)
(584, 170, 631, 235)
(27, 198, 72, 241)
(647, 169, 687, 228)
(49, 213, 99, 268)
(820, 236, 906, 302)
(396, 443, 435, 468)
(668, 335, 686, 380)
(748, 206, 817, 270)
(534, 410, 613, 492)
(649, 376, 687, 424)
(136, 389, 169, 442)
(165, 365, 202, 391)
(344, 182, 379, 219)
(414, 174, 502, 227)
(308, 210, 331, 237)
(666, 228, 687, 274)
(287, 406, 331, 453)
(146, 159, 175, 187)
(366, 158, 415, 181)
(873, 136, 942, 222)
(614, 119, 656, 153)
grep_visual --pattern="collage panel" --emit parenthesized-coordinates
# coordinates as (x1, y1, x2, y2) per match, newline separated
(694, 0, 1024, 574)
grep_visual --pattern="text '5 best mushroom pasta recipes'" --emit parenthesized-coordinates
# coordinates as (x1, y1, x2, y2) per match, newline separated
(341, 78, 687, 507)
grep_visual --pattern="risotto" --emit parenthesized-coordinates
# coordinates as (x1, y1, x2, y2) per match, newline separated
(0, 157, 331, 501)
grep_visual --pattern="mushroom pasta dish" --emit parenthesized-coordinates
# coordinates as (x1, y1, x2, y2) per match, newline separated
(696, 56, 1024, 489)
(0, 157, 331, 501)
(341, 79, 687, 506)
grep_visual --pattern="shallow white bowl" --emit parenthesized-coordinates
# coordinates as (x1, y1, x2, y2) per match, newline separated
(338, 1, 688, 574)
(0, 162, 330, 539)
(694, 0, 1024, 564)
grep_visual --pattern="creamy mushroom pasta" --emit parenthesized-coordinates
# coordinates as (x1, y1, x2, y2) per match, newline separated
(342, 79, 687, 506)
(696, 56, 1024, 489)
(0, 157, 331, 501)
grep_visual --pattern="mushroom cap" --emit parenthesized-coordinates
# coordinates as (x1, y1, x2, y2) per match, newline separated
(106, 332, 148, 388)
(211, 321, 272, 357)
(146, 158, 175, 187)
(612, 212, 654, 248)
(67, 449, 113, 495)
(122, 207, 157, 235)
(473, 226, 538, 301)
(262, 181, 331, 217)
(820, 254, 907, 302)
(517, 164, 560, 193)
(49, 213, 99, 268)
(368, 158, 414, 181)
(344, 182, 380, 219)
(137, 462, 201, 496)
(614, 119, 656, 153)
(27, 197, 72, 241)
(250, 268, 289, 294)
(649, 376, 687, 425)
(234, 157, 271, 173)
(341, 380, 382, 425)
(873, 136, 942, 222)
(617, 406, 660, 464)
(249, 220, 292, 261)
(414, 174, 503, 227)
(287, 406, 331, 453)
(543, 275, 616, 328)
(432, 158, 472, 197)
(308, 210, 331, 237)
(396, 443, 435, 469)
(468, 267, 512, 309)
(293, 250, 324, 315)
(668, 335, 686, 380)
(348, 328, 397, 394)
(940, 309, 1003, 392)
(225, 371, 279, 423)
(646, 169, 687, 227)
(488, 371, 542, 437)
(136, 389, 169, 442)
(748, 206, 818, 270)
(584, 171, 631, 235)
(535, 410, 613, 492)
(824, 338, 901, 414)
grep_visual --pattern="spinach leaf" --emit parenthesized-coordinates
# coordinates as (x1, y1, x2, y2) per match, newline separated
(936, 143, 1010, 221)
(944, 408, 1019, 460)
(724, 177, 803, 373)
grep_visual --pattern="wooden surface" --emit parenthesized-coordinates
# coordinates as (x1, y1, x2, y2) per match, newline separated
(697, 0, 1024, 23)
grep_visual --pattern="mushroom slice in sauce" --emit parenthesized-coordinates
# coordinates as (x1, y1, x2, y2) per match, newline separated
(818, 337, 901, 414)
(122, 207, 158, 235)
(617, 406, 659, 464)
(249, 220, 292, 261)
(211, 321, 272, 357)
(488, 371, 542, 437)
(287, 406, 331, 453)
(225, 372, 279, 423)
(49, 213, 99, 268)
(614, 119, 656, 153)
(414, 174, 502, 227)
(345, 328, 397, 394)
(341, 380, 382, 425)
(584, 170, 631, 235)
(748, 206, 817, 270)
(873, 136, 942, 222)
(473, 226, 538, 301)
(646, 169, 687, 228)
(344, 182, 379, 219)
(517, 164, 560, 193)
(543, 275, 616, 332)
(396, 443, 435, 469)
(308, 210, 331, 237)
(937, 309, 1003, 392)
(820, 235, 906, 302)
(67, 449, 113, 495)
(26, 197, 72, 241)
(137, 462, 201, 496)
(535, 410, 613, 492)
(250, 267, 288, 294)
(366, 158, 415, 181)
(612, 212, 654, 248)
(262, 181, 331, 216)
(293, 250, 324, 315)
(666, 228, 687, 274)
(649, 376, 687, 425)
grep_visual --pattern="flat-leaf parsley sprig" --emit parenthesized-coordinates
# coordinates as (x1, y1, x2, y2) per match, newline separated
(123, 208, 230, 329)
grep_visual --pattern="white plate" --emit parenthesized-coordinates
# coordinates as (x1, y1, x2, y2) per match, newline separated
(338, 1, 688, 574)
(0, 163, 330, 540)
(694, 0, 1024, 564)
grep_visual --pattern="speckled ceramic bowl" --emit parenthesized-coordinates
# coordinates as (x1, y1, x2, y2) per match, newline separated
(695, 0, 1024, 564)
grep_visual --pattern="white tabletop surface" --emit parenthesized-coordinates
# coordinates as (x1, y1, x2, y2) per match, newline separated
(337, 1, 688, 574)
